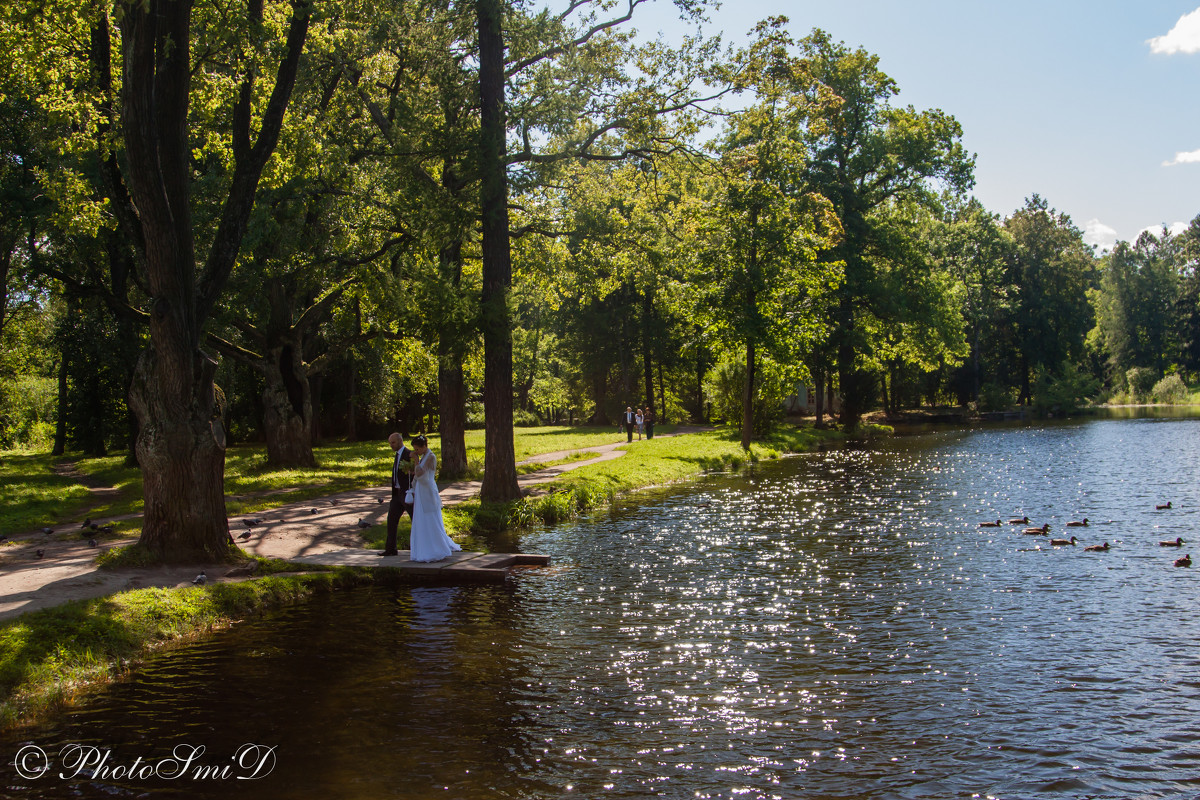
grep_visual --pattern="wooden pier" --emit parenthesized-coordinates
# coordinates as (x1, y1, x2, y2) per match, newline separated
(288, 549, 551, 583)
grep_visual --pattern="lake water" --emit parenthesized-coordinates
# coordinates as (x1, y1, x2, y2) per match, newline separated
(4, 417, 1200, 799)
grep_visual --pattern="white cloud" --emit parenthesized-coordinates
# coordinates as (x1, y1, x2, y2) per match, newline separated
(1138, 221, 1190, 239)
(1083, 218, 1118, 252)
(1147, 7, 1200, 54)
(1163, 148, 1200, 166)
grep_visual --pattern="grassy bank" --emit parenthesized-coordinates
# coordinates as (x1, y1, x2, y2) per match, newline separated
(0, 565, 405, 729)
(464, 424, 852, 532)
(0, 426, 634, 536)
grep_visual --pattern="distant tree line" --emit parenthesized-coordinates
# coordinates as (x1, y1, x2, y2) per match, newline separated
(1, 1, 1197, 558)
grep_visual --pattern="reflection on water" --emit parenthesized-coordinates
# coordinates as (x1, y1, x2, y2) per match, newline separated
(5, 418, 1200, 799)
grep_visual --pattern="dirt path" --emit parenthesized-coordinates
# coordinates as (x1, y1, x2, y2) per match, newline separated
(0, 427, 710, 621)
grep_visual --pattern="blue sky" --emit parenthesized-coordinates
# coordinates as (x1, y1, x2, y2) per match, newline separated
(623, 0, 1200, 252)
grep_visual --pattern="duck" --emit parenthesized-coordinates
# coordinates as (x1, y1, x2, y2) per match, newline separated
(1050, 536, 1077, 546)
(979, 519, 1002, 528)
(1160, 537, 1185, 547)
(1008, 516, 1030, 525)
(1175, 554, 1191, 567)
(1065, 518, 1088, 527)
(1157, 501, 1172, 510)
(1083, 541, 1110, 552)
(1022, 524, 1050, 535)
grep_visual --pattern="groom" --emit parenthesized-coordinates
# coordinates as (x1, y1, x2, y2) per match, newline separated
(381, 432, 414, 556)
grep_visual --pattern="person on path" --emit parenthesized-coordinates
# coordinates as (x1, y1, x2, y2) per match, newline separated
(635, 408, 644, 440)
(407, 435, 461, 562)
(381, 432, 413, 557)
(624, 406, 635, 442)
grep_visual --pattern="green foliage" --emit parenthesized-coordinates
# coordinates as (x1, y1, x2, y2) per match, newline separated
(1031, 365, 1101, 415)
(978, 382, 1014, 413)
(1150, 373, 1188, 404)
(704, 355, 786, 436)
(0, 376, 55, 451)
(1125, 366, 1158, 400)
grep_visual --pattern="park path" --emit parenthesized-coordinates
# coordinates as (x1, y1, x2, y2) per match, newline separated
(0, 427, 709, 620)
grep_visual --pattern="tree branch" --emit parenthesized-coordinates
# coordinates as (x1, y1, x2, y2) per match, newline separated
(507, 0, 646, 77)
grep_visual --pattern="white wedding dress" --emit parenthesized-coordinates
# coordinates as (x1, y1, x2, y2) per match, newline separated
(408, 451, 461, 562)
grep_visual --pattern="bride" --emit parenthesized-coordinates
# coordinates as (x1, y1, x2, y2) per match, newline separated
(408, 436, 462, 562)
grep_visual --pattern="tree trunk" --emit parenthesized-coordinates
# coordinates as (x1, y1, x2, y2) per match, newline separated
(971, 327, 981, 406)
(129, 346, 232, 561)
(346, 357, 357, 440)
(741, 336, 755, 450)
(814, 367, 826, 428)
(52, 354, 68, 456)
(261, 342, 315, 467)
(119, 0, 310, 561)
(438, 361, 469, 479)
(658, 360, 666, 424)
(588, 368, 608, 424)
(477, 0, 519, 502)
(641, 289, 655, 423)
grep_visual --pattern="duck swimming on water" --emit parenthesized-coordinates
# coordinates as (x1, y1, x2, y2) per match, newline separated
(1022, 524, 1050, 535)
(1083, 541, 1110, 552)
(1066, 518, 1088, 527)
(1175, 553, 1191, 567)
(1160, 537, 1184, 547)
(1050, 536, 1077, 546)
(979, 519, 1002, 528)
(1008, 516, 1030, 525)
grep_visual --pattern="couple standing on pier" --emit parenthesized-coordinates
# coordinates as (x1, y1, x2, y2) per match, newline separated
(381, 433, 461, 562)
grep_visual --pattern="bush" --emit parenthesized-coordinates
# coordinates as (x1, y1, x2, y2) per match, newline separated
(1032, 365, 1101, 416)
(0, 376, 56, 450)
(977, 382, 1013, 413)
(704, 356, 786, 436)
(513, 407, 541, 427)
(464, 401, 485, 429)
(1150, 373, 1188, 404)
(1125, 367, 1158, 401)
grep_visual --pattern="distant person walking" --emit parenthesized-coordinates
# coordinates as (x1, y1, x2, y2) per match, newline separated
(635, 408, 644, 440)
(624, 406, 635, 442)
(381, 432, 413, 557)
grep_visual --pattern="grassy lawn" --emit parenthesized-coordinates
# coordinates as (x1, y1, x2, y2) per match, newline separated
(0, 426, 642, 535)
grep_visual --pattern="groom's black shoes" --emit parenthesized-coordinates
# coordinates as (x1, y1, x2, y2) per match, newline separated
(379, 550, 398, 557)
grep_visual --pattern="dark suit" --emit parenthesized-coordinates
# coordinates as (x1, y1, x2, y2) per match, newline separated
(624, 410, 634, 442)
(383, 446, 414, 555)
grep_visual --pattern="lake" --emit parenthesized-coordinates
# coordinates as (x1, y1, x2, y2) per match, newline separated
(4, 416, 1200, 799)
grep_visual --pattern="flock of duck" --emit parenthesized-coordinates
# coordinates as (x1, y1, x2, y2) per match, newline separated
(977, 501, 1191, 567)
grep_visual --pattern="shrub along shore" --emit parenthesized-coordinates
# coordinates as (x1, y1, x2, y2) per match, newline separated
(0, 423, 857, 729)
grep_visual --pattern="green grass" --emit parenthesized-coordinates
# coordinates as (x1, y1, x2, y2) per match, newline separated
(461, 424, 847, 533)
(0, 452, 142, 535)
(0, 566, 396, 729)
(0, 426, 637, 535)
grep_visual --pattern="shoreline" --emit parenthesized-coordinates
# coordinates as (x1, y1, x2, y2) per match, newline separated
(0, 423, 846, 729)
